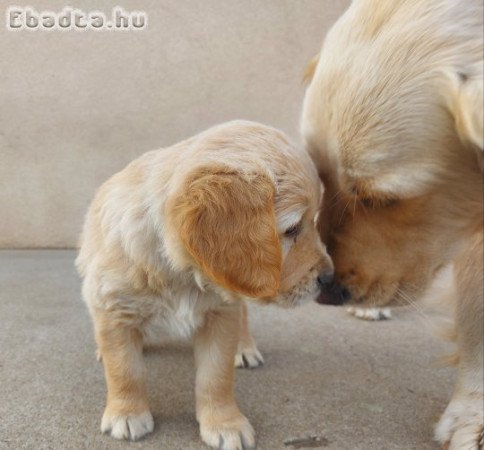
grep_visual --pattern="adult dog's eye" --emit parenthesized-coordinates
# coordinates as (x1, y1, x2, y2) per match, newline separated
(385, 198, 399, 207)
(360, 197, 398, 208)
(284, 222, 303, 238)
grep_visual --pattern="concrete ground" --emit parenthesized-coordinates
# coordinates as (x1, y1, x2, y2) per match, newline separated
(0, 251, 455, 450)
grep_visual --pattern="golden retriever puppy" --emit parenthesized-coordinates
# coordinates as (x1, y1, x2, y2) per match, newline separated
(76, 120, 332, 449)
(301, 0, 483, 448)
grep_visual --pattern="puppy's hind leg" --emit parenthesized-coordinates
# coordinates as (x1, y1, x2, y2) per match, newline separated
(435, 232, 484, 450)
(234, 302, 264, 369)
(94, 308, 154, 441)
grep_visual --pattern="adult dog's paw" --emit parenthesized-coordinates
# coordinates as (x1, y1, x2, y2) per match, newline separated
(346, 306, 392, 321)
(435, 394, 484, 450)
(101, 410, 154, 441)
(234, 343, 264, 369)
(200, 414, 255, 450)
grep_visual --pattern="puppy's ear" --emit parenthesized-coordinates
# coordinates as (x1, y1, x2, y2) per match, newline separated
(302, 53, 320, 86)
(170, 166, 281, 299)
(444, 68, 483, 150)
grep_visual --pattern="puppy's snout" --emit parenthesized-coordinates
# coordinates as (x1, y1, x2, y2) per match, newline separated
(316, 279, 351, 306)
(317, 270, 334, 289)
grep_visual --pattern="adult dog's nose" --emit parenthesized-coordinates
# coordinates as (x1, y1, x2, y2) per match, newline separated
(317, 270, 334, 289)
(317, 279, 351, 306)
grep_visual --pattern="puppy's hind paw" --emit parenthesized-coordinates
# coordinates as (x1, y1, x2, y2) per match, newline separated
(234, 345, 264, 369)
(435, 394, 484, 450)
(346, 306, 392, 321)
(101, 410, 154, 441)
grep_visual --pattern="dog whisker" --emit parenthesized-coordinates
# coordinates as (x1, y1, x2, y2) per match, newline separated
(338, 197, 352, 226)
(395, 288, 437, 332)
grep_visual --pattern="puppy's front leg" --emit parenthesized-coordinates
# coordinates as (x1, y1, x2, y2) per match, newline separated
(195, 305, 256, 450)
(94, 309, 154, 441)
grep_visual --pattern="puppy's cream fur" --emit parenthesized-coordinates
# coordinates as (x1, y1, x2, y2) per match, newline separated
(77, 120, 332, 449)
(301, 1, 483, 448)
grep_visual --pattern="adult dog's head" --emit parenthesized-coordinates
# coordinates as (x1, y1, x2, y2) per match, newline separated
(165, 122, 333, 307)
(301, 0, 483, 307)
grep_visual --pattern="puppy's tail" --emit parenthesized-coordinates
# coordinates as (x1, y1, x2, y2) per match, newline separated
(302, 53, 320, 86)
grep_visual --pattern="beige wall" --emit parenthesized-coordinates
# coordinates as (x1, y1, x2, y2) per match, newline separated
(0, 0, 349, 248)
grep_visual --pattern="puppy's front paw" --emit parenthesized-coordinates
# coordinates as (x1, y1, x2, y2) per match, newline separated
(346, 306, 392, 321)
(234, 344, 264, 369)
(200, 414, 255, 450)
(435, 394, 484, 450)
(101, 410, 154, 441)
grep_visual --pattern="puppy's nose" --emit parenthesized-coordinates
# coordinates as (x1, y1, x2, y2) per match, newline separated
(317, 270, 334, 288)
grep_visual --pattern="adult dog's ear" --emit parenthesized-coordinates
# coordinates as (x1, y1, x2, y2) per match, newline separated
(444, 67, 483, 150)
(170, 166, 281, 299)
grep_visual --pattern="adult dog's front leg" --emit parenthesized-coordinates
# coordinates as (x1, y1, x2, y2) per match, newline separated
(195, 305, 255, 450)
(436, 233, 484, 450)
(94, 309, 154, 441)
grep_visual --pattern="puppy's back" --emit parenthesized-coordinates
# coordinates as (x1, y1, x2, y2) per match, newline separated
(76, 120, 308, 280)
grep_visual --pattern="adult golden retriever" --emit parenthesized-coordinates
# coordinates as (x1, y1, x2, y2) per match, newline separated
(301, 1, 483, 448)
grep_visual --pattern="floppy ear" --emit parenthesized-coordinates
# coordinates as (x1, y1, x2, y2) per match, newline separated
(302, 53, 320, 86)
(170, 166, 282, 299)
(444, 68, 483, 150)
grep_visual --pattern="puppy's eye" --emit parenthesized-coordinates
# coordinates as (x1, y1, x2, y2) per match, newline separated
(284, 222, 303, 239)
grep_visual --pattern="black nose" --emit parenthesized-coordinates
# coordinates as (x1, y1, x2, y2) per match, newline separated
(317, 270, 334, 288)
(317, 280, 351, 306)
